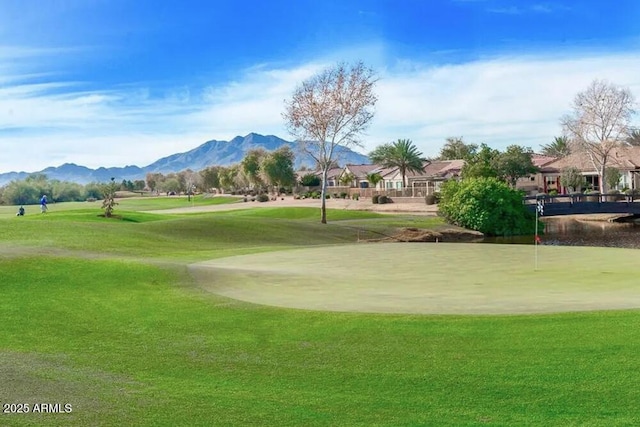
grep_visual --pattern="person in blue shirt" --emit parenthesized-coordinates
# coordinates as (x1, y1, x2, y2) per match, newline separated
(40, 195, 48, 213)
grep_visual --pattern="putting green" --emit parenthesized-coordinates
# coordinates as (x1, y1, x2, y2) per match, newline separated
(189, 243, 640, 314)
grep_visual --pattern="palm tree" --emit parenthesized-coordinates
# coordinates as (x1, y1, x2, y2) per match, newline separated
(369, 139, 424, 195)
(339, 172, 355, 187)
(366, 172, 383, 191)
(626, 129, 640, 146)
(540, 136, 571, 157)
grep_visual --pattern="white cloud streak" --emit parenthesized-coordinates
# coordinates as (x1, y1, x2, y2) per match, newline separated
(1, 48, 640, 172)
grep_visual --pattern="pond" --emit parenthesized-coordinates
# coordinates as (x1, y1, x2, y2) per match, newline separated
(484, 217, 640, 249)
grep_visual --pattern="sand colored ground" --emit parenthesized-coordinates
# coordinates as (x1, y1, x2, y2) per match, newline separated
(190, 243, 640, 315)
(146, 196, 439, 215)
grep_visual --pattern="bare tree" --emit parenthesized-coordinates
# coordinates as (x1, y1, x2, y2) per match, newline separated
(561, 79, 636, 193)
(283, 62, 377, 223)
(180, 169, 202, 201)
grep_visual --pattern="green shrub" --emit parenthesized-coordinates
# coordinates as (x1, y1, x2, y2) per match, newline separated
(425, 194, 436, 205)
(372, 194, 379, 204)
(548, 189, 558, 196)
(257, 193, 269, 202)
(340, 192, 348, 199)
(378, 195, 387, 204)
(438, 177, 539, 236)
(300, 173, 321, 187)
(352, 193, 360, 200)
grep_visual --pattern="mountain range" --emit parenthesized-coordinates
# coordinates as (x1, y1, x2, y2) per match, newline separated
(0, 133, 369, 186)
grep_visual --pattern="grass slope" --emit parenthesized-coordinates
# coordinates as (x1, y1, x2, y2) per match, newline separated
(0, 203, 639, 425)
(0, 195, 239, 219)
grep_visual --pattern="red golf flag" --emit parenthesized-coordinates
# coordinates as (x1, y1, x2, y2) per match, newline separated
(535, 235, 542, 244)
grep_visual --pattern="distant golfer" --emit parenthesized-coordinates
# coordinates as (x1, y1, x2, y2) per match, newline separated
(40, 195, 48, 213)
(16, 206, 25, 216)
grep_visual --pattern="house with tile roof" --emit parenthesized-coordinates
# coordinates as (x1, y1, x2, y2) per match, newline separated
(316, 167, 345, 187)
(538, 146, 640, 193)
(514, 154, 558, 195)
(328, 160, 466, 196)
(340, 164, 384, 188)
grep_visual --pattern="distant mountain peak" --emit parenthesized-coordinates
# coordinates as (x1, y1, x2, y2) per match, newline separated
(0, 133, 369, 186)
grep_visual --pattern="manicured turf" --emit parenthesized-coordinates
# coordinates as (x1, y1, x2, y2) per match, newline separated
(192, 243, 640, 314)
(1, 202, 639, 425)
(0, 195, 239, 218)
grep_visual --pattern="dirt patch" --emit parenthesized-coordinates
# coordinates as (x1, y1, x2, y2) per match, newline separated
(388, 227, 484, 242)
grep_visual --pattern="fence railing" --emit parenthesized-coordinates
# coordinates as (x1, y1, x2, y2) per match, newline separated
(523, 193, 638, 204)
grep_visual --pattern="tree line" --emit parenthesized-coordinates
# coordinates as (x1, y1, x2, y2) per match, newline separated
(0, 174, 98, 205)
(151, 145, 298, 195)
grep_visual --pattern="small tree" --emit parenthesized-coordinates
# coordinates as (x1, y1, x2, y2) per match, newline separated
(604, 167, 622, 191)
(366, 172, 383, 190)
(339, 172, 355, 187)
(219, 165, 245, 193)
(102, 178, 118, 218)
(283, 61, 377, 223)
(438, 137, 478, 161)
(299, 173, 321, 187)
(241, 148, 267, 192)
(493, 145, 539, 188)
(261, 146, 296, 194)
(200, 166, 221, 192)
(560, 167, 584, 193)
(461, 143, 500, 180)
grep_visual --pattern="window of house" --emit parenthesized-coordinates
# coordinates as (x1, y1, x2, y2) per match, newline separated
(619, 174, 628, 189)
(585, 175, 599, 191)
(545, 176, 559, 190)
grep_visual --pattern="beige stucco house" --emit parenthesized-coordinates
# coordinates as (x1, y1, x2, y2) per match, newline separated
(538, 146, 640, 193)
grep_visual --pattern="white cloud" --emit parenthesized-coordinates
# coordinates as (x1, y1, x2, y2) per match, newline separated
(1, 48, 640, 172)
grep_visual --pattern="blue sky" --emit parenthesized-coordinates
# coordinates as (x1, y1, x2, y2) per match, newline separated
(1, 0, 639, 172)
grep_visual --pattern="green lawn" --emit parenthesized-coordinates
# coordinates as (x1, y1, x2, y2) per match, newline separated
(1, 204, 639, 426)
(0, 195, 240, 219)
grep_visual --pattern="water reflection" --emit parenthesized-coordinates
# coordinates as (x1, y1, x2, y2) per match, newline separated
(483, 217, 640, 249)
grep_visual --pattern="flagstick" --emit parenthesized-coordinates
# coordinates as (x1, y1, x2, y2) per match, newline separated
(534, 204, 538, 271)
